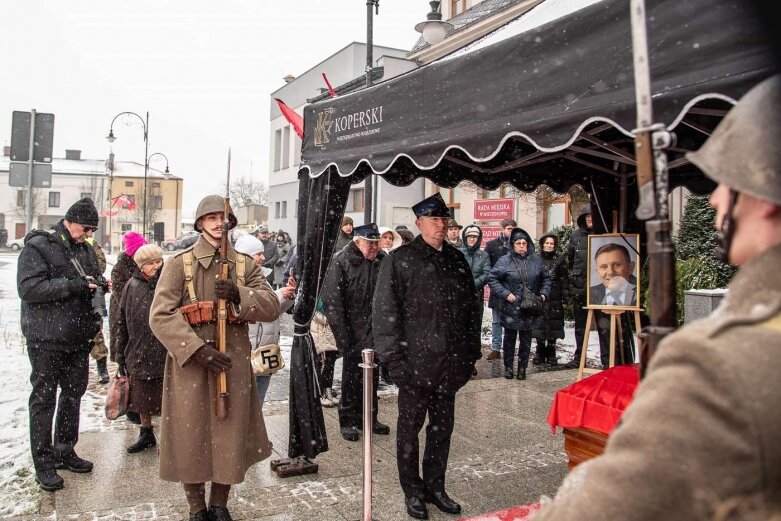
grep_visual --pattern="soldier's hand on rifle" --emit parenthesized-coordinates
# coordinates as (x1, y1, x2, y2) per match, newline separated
(214, 279, 241, 304)
(190, 344, 232, 374)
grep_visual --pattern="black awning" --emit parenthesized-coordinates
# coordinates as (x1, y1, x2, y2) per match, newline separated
(301, 0, 776, 191)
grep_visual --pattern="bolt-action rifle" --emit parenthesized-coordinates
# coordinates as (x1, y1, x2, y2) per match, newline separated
(630, 0, 677, 378)
(215, 149, 232, 419)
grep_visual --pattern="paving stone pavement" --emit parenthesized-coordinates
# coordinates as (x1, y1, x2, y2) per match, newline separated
(17, 350, 578, 521)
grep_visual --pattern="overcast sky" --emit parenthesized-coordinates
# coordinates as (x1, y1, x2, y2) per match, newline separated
(0, 1, 427, 216)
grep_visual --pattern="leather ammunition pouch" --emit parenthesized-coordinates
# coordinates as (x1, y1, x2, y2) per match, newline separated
(178, 251, 247, 326)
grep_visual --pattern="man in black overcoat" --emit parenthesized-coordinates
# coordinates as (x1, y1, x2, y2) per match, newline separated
(373, 193, 482, 519)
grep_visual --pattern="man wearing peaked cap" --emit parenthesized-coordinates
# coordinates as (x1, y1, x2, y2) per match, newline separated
(372, 195, 481, 519)
(534, 75, 781, 521)
(321, 222, 390, 442)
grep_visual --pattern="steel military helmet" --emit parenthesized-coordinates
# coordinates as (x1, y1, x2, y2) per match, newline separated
(687, 74, 781, 206)
(193, 195, 238, 232)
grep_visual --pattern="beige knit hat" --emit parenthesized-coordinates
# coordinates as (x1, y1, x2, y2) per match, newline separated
(133, 244, 163, 268)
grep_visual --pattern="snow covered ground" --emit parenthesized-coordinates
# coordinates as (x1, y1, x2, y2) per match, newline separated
(0, 250, 612, 517)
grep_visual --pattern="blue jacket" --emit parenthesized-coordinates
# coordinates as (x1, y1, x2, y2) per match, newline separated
(487, 228, 551, 331)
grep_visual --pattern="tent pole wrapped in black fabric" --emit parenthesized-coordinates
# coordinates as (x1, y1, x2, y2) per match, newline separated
(288, 168, 352, 459)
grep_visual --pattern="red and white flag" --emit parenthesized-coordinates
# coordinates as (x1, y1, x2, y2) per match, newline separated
(322, 73, 337, 97)
(113, 195, 136, 210)
(274, 98, 304, 139)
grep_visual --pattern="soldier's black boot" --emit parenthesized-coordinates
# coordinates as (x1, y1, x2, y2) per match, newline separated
(127, 427, 156, 453)
(208, 505, 233, 521)
(188, 509, 209, 521)
(96, 358, 109, 384)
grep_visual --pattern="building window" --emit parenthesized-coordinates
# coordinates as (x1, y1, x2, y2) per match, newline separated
(293, 134, 302, 166)
(153, 195, 163, 210)
(274, 129, 282, 171)
(281, 201, 287, 218)
(152, 182, 160, 188)
(125, 181, 134, 187)
(294, 199, 299, 218)
(450, 0, 467, 16)
(352, 189, 365, 212)
(48, 192, 60, 207)
(275, 201, 281, 218)
(17, 190, 26, 207)
(121, 223, 132, 232)
(81, 192, 92, 200)
(282, 126, 291, 169)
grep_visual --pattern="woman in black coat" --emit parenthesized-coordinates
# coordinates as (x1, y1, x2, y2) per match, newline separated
(115, 245, 168, 454)
(532, 233, 570, 367)
(487, 228, 551, 380)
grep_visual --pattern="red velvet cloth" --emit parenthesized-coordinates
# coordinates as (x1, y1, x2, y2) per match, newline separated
(458, 503, 541, 521)
(547, 364, 639, 435)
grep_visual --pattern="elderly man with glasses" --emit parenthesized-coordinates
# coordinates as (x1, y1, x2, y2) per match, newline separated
(17, 197, 106, 491)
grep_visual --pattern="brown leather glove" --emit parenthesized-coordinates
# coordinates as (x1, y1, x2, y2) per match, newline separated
(214, 279, 241, 304)
(189, 345, 232, 374)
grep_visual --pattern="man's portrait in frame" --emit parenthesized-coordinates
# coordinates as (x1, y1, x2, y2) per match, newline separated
(587, 234, 641, 308)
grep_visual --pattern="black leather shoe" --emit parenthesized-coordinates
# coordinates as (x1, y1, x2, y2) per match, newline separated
(340, 426, 360, 442)
(372, 421, 390, 435)
(96, 358, 110, 384)
(188, 509, 209, 521)
(424, 490, 461, 514)
(55, 453, 93, 473)
(405, 496, 429, 519)
(208, 505, 233, 521)
(35, 468, 64, 491)
(517, 368, 527, 381)
(127, 427, 157, 453)
(564, 360, 579, 369)
(503, 367, 513, 379)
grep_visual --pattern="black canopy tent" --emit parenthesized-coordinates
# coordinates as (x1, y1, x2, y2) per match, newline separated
(286, 0, 776, 461)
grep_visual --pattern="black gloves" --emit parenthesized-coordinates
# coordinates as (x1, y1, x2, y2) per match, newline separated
(189, 345, 232, 374)
(70, 278, 91, 296)
(214, 279, 241, 304)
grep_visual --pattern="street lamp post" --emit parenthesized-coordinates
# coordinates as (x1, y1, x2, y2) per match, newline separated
(415, 1, 453, 46)
(364, 0, 380, 225)
(107, 111, 149, 240)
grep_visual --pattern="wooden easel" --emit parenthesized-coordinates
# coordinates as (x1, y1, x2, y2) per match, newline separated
(576, 306, 643, 381)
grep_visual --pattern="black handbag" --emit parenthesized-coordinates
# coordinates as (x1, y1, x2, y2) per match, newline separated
(512, 258, 544, 316)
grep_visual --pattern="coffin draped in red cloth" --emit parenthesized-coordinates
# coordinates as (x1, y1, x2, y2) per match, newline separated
(547, 364, 639, 436)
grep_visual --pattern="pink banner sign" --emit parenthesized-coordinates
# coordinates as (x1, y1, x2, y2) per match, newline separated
(474, 198, 514, 222)
(480, 226, 501, 248)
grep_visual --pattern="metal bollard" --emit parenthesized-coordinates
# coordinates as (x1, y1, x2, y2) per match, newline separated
(360, 349, 377, 521)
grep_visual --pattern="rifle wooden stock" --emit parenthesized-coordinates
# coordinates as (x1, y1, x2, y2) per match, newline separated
(215, 196, 230, 420)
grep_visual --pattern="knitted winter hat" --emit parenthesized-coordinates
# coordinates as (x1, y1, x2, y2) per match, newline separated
(65, 198, 99, 227)
(122, 231, 147, 256)
(133, 244, 163, 268)
(234, 234, 265, 257)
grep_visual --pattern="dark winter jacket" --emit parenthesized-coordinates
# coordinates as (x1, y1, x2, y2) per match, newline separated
(461, 225, 490, 295)
(115, 271, 167, 380)
(110, 252, 138, 360)
(372, 236, 482, 393)
(532, 233, 570, 340)
(568, 205, 593, 299)
(17, 220, 103, 351)
(261, 237, 278, 269)
(484, 233, 512, 309)
(334, 230, 353, 253)
(321, 241, 384, 353)
(488, 228, 552, 331)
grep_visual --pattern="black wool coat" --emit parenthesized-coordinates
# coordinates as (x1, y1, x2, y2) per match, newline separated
(532, 242, 570, 340)
(110, 252, 138, 359)
(115, 271, 167, 380)
(17, 221, 103, 351)
(372, 236, 482, 394)
(321, 241, 384, 354)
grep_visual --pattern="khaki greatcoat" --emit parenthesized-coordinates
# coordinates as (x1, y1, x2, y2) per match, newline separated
(149, 236, 280, 484)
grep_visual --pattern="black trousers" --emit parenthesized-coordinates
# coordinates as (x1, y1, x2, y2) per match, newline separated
(28, 348, 89, 470)
(396, 385, 456, 497)
(318, 350, 338, 389)
(338, 350, 379, 429)
(503, 329, 532, 370)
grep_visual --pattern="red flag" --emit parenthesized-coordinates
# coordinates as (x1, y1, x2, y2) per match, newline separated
(101, 209, 119, 217)
(274, 98, 304, 139)
(322, 73, 337, 97)
(113, 195, 136, 210)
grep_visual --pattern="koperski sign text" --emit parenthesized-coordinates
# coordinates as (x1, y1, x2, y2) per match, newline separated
(474, 198, 515, 221)
(314, 105, 384, 150)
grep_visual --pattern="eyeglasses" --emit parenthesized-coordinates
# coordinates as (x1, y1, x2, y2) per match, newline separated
(83, 225, 98, 233)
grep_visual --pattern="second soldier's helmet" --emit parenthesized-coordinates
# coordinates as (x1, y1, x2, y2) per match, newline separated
(194, 195, 238, 232)
(687, 74, 781, 206)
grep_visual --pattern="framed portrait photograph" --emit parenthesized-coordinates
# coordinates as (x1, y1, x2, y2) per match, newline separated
(586, 234, 641, 310)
